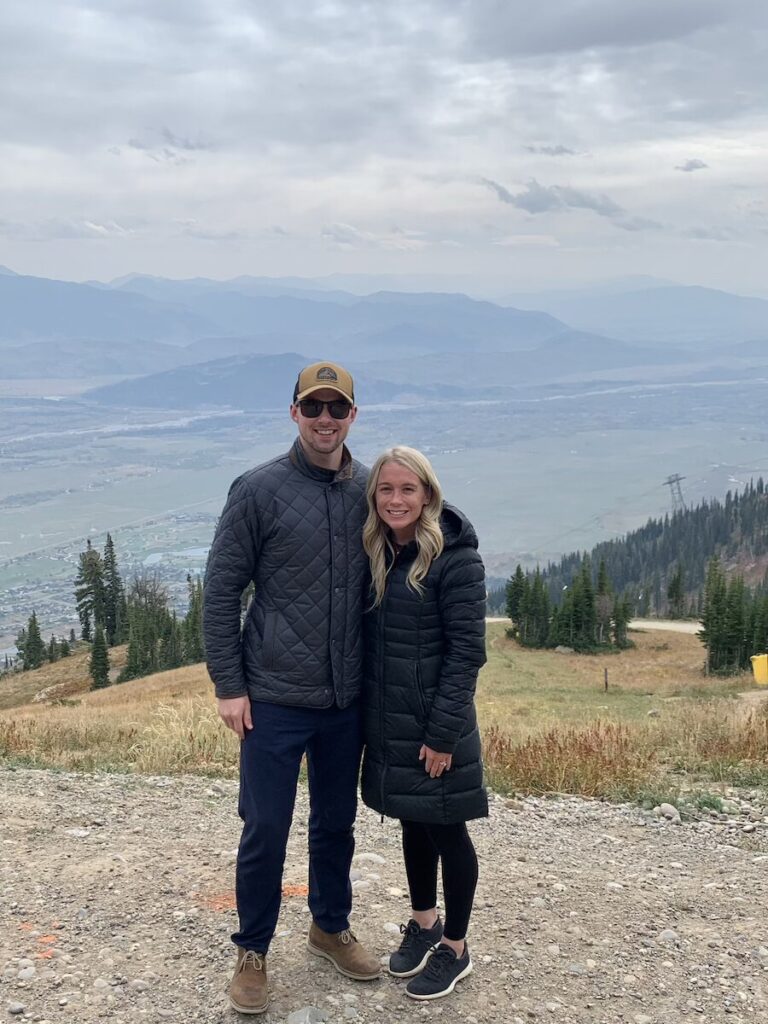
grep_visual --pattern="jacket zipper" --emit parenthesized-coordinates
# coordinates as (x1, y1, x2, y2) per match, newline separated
(378, 551, 395, 822)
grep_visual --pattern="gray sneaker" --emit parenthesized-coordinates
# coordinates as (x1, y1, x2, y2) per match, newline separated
(388, 918, 443, 978)
(405, 943, 473, 1000)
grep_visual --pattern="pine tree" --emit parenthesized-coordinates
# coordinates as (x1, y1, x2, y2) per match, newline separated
(74, 540, 106, 640)
(595, 559, 613, 645)
(119, 573, 173, 682)
(69, 627, 77, 645)
(90, 625, 110, 689)
(667, 563, 686, 619)
(102, 533, 127, 645)
(59, 638, 71, 658)
(182, 576, 205, 663)
(23, 611, 45, 671)
(505, 565, 527, 625)
(699, 557, 728, 673)
(48, 635, 59, 663)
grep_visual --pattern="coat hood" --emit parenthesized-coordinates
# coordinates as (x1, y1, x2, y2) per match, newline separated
(440, 503, 479, 551)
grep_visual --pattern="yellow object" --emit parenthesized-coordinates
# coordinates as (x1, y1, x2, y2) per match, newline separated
(750, 653, 768, 685)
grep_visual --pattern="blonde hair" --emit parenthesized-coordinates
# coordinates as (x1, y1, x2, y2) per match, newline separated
(363, 446, 445, 606)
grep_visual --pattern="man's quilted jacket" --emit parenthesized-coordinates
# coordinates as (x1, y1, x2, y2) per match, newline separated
(203, 438, 369, 708)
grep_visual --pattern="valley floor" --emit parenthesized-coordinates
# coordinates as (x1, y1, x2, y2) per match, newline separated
(2, 767, 766, 1023)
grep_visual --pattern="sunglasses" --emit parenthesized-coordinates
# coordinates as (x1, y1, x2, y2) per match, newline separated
(297, 398, 352, 419)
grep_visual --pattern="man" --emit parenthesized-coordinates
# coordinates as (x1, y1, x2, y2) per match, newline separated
(203, 361, 379, 1014)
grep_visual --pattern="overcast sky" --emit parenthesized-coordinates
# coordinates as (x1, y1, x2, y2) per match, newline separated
(1, 0, 767, 293)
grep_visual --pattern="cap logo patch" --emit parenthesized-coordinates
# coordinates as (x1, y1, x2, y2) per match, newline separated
(316, 366, 338, 382)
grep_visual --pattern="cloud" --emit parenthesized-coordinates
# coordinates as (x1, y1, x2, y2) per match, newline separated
(613, 216, 665, 232)
(525, 145, 577, 156)
(125, 127, 212, 164)
(495, 234, 560, 247)
(684, 226, 735, 241)
(174, 219, 244, 242)
(321, 223, 428, 251)
(460, 1, 746, 58)
(675, 158, 709, 171)
(481, 177, 624, 218)
(0, 218, 132, 241)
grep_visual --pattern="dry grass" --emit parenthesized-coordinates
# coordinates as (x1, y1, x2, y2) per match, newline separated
(2, 624, 767, 800)
(0, 661, 239, 775)
(0, 646, 128, 711)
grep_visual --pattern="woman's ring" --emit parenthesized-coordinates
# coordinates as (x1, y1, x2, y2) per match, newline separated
(439, 761, 447, 767)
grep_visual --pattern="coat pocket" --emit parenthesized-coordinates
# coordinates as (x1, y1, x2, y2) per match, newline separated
(413, 662, 429, 723)
(262, 610, 277, 670)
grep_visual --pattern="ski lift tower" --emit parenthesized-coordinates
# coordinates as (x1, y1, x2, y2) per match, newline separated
(663, 474, 687, 514)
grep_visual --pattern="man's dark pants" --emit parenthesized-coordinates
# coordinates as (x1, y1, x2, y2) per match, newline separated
(233, 699, 363, 953)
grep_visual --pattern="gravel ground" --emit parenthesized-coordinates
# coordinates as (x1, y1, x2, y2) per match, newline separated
(2, 767, 767, 1023)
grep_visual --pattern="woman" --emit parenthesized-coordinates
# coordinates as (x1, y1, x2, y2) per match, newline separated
(360, 446, 488, 1001)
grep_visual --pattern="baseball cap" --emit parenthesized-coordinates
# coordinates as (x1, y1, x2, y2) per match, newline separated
(294, 361, 355, 404)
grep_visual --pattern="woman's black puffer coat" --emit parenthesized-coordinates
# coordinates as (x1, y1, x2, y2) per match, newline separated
(361, 504, 488, 824)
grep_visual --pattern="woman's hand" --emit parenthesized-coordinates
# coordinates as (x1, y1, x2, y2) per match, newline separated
(419, 744, 453, 778)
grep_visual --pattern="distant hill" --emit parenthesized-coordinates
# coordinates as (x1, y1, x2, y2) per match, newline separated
(541, 479, 768, 615)
(1, 337, 192, 378)
(0, 272, 213, 344)
(508, 285, 768, 348)
(84, 352, 450, 410)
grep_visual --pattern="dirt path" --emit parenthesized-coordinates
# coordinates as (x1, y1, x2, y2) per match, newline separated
(2, 768, 767, 1023)
(486, 618, 704, 635)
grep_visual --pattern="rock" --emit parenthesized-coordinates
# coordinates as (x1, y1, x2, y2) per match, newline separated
(353, 853, 386, 865)
(658, 928, 680, 945)
(17, 966, 35, 980)
(288, 1008, 328, 1024)
(554, 645, 574, 654)
(647, 709, 661, 717)
(7, 1005, 26, 1016)
(655, 803, 682, 824)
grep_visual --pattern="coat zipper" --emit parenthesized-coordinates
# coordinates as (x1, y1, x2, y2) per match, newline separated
(378, 550, 396, 822)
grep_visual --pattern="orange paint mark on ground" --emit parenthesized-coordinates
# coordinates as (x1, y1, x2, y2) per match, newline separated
(19, 923, 33, 932)
(195, 882, 308, 912)
(36, 949, 55, 960)
(196, 891, 237, 912)
(37, 935, 57, 945)
(282, 884, 309, 897)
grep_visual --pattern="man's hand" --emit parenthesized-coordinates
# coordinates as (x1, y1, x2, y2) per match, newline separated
(419, 744, 453, 778)
(217, 696, 253, 740)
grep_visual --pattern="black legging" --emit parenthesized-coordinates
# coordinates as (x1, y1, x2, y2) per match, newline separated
(400, 820, 478, 941)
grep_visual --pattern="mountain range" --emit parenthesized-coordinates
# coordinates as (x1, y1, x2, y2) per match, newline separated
(1, 268, 767, 403)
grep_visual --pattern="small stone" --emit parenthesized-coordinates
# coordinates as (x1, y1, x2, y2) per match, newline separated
(8, 1005, 26, 1016)
(17, 966, 36, 980)
(287, 1008, 328, 1024)
(742, 823, 756, 834)
(657, 803, 682, 824)
(658, 928, 680, 945)
(647, 709, 661, 717)
(353, 853, 386, 865)
(64, 828, 90, 838)
(547, 944, 561, 956)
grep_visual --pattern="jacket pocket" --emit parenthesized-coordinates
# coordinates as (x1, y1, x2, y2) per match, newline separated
(262, 610, 277, 670)
(414, 662, 429, 723)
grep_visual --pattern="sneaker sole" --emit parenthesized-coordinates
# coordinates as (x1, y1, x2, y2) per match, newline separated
(228, 993, 269, 1014)
(307, 941, 382, 980)
(405, 959, 473, 1000)
(388, 948, 435, 978)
